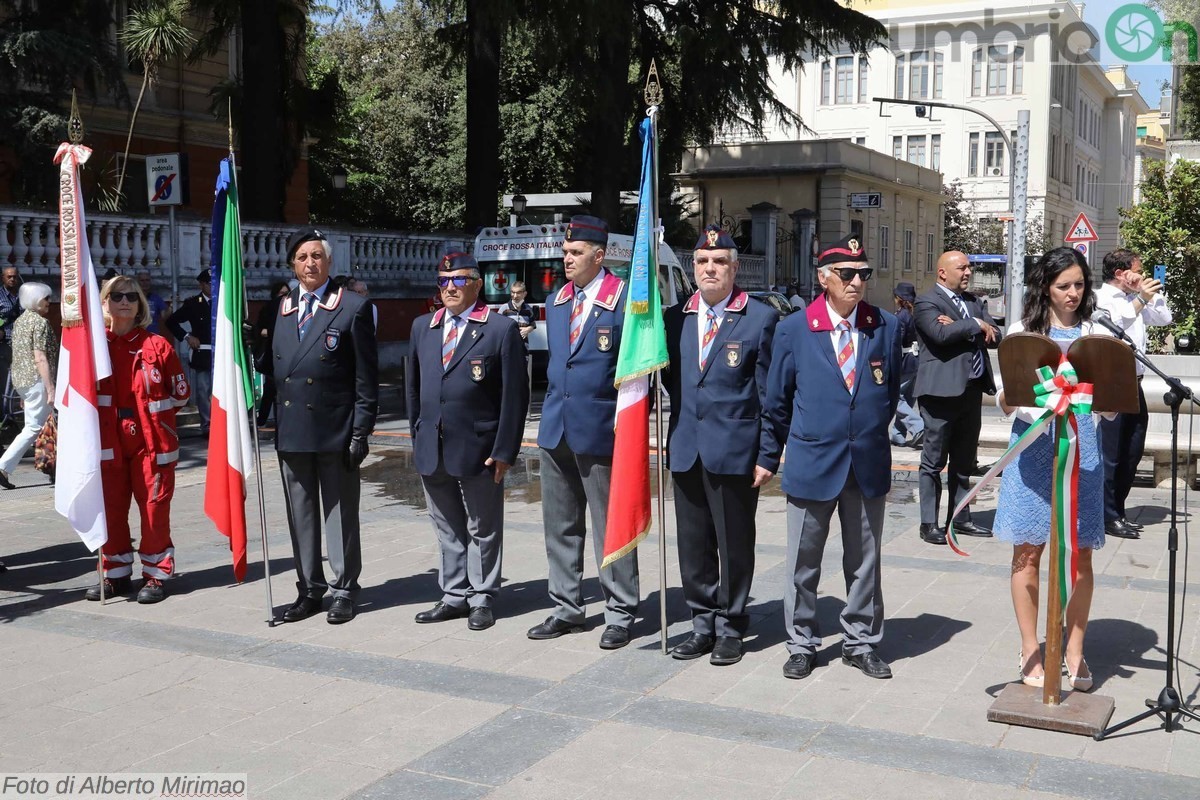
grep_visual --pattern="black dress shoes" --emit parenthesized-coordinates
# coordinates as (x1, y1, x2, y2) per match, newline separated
(782, 652, 815, 680)
(1122, 517, 1145, 532)
(1105, 519, 1140, 540)
(281, 594, 324, 623)
(415, 601, 469, 624)
(951, 520, 993, 538)
(919, 523, 947, 545)
(527, 616, 584, 640)
(467, 606, 495, 631)
(671, 633, 715, 660)
(327, 597, 355, 624)
(842, 649, 893, 679)
(710, 637, 744, 666)
(599, 625, 631, 650)
(85, 576, 134, 602)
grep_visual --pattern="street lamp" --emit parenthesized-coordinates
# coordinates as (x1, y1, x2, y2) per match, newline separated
(510, 189, 527, 226)
(331, 166, 348, 191)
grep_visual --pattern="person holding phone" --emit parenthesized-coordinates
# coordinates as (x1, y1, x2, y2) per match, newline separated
(1095, 249, 1172, 540)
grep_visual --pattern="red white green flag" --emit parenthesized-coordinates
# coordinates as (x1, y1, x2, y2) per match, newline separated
(204, 156, 254, 581)
(602, 114, 668, 568)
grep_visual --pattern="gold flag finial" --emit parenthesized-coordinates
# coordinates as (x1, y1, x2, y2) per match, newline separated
(644, 59, 663, 107)
(68, 89, 84, 144)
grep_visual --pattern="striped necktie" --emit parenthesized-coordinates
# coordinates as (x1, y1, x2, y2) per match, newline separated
(442, 315, 460, 371)
(950, 293, 985, 378)
(569, 289, 587, 352)
(699, 307, 719, 370)
(298, 293, 317, 340)
(836, 320, 856, 391)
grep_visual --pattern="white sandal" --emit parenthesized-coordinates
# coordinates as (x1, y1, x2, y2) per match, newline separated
(1019, 650, 1045, 688)
(1064, 658, 1093, 692)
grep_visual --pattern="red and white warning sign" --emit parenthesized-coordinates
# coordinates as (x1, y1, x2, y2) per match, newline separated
(1064, 212, 1098, 243)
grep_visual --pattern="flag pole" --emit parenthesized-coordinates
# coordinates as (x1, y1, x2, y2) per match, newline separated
(644, 63, 669, 655)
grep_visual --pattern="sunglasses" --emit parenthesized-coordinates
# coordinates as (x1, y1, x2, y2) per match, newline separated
(833, 267, 873, 282)
(437, 275, 477, 288)
(108, 291, 140, 303)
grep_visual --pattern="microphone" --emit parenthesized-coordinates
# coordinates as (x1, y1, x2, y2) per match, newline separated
(1090, 310, 1133, 343)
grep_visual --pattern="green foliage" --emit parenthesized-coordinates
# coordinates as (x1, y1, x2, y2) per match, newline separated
(1120, 158, 1200, 351)
(942, 182, 976, 254)
(942, 181, 1049, 260)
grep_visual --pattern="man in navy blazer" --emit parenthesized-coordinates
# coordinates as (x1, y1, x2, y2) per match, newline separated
(765, 234, 901, 681)
(406, 252, 529, 631)
(527, 215, 638, 650)
(664, 225, 778, 666)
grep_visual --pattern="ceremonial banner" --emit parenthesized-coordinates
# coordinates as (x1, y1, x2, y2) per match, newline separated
(52, 143, 113, 551)
(602, 115, 668, 568)
(204, 157, 254, 581)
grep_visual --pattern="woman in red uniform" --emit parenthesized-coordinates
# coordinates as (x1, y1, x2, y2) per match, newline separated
(85, 275, 190, 604)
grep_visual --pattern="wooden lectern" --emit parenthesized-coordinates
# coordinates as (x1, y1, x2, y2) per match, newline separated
(986, 333, 1138, 736)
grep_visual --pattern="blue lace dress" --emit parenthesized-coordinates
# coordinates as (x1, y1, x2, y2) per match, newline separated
(992, 324, 1105, 549)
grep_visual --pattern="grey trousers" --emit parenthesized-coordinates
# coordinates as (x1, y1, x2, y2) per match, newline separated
(784, 472, 885, 656)
(539, 442, 639, 627)
(279, 451, 362, 600)
(421, 464, 505, 609)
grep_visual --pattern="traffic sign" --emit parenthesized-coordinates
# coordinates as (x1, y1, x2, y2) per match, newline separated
(1064, 212, 1098, 243)
(1074, 242, 1088, 258)
(146, 153, 185, 207)
(848, 192, 883, 209)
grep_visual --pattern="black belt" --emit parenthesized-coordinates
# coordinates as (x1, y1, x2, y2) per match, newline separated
(117, 407, 136, 419)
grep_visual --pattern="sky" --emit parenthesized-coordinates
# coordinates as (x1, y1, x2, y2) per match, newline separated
(1080, 0, 1174, 107)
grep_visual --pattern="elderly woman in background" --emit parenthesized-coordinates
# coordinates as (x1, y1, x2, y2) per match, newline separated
(0, 282, 57, 489)
(86, 275, 190, 604)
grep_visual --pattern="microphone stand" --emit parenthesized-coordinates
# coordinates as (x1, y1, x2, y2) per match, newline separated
(1094, 329, 1198, 739)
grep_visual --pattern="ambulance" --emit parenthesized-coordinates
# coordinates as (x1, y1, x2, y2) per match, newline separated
(472, 223, 694, 364)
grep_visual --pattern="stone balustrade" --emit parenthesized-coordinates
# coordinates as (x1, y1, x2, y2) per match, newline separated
(0, 206, 468, 299)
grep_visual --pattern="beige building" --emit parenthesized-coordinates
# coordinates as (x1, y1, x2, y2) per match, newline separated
(674, 139, 943, 305)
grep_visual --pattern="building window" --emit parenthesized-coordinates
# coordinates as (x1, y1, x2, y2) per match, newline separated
(926, 233, 935, 272)
(879, 225, 890, 271)
(855, 136, 866, 145)
(895, 51, 944, 100)
(985, 132, 1005, 173)
(968, 132, 980, 176)
(931, 134, 941, 171)
(858, 57, 869, 103)
(895, 54, 905, 98)
(987, 47, 1008, 96)
(893, 135, 903, 161)
(1012, 46, 1024, 93)
(1137, 125, 1147, 137)
(821, 60, 831, 105)
(971, 49, 983, 96)
(906, 135, 926, 166)
(835, 56, 855, 104)
(903, 229, 914, 272)
(973, 46, 1022, 96)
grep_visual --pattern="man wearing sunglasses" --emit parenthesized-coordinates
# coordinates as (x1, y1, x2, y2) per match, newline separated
(764, 234, 902, 681)
(272, 226, 379, 625)
(406, 252, 529, 631)
(528, 214, 638, 650)
(913, 251, 1002, 546)
(664, 225, 779, 667)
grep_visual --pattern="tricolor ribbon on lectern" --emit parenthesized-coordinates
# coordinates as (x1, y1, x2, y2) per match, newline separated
(947, 356, 1092, 605)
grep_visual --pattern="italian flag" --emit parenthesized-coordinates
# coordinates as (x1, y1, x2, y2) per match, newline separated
(204, 157, 255, 581)
(602, 116, 668, 568)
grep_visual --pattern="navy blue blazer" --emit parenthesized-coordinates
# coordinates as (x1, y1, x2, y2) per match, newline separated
(406, 301, 529, 478)
(764, 294, 902, 501)
(272, 285, 379, 453)
(537, 270, 627, 457)
(664, 288, 778, 476)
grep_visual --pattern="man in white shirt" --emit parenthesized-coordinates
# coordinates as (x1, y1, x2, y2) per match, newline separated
(1095, 249, 1172, 540)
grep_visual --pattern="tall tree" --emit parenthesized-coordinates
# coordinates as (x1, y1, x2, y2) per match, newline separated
(463, 0, 504, 230)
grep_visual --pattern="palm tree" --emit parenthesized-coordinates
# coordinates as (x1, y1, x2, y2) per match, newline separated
(111, 0, 194, 210)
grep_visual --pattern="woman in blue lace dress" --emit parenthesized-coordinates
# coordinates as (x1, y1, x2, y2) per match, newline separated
(995, 248, 1108, 692)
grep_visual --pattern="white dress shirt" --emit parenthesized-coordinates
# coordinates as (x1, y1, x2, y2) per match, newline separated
(826, 303, 860, 362)
(696, 291, 732, 357)
(570, 269, 608, 332)
(1094, 281, 1173, 375)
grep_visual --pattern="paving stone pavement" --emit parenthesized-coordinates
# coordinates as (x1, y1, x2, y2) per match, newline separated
(2, 414, 1199, 800)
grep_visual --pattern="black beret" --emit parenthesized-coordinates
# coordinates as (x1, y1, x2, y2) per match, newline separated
(817, 234, 868, 268)
(285, 226, 329, 263)
(439, 251, 478, 271)
(565, 215, 609, 245)
(694, 224, 737, 251)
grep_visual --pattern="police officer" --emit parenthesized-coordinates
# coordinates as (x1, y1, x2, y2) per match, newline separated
(166, 269, 214, 436)
(272, 227, 378, 625)
(765, 234, 902, 680)
(527, 215, 637, 649)
(665, 225, 778, 666)
(407, 252, 529, 631)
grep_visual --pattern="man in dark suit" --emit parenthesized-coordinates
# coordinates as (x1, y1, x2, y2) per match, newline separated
(272, 227, 378, 625)
(406, 252, 529, 631)
(527, 215, 637, 650)
(166, 269, 214, 436)
(764, 234, 901, 680)
(665, 225, 778, 667)
(913, 251, 1001, 546)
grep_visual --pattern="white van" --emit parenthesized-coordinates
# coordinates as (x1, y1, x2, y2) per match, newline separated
(472, 223, 694, 357)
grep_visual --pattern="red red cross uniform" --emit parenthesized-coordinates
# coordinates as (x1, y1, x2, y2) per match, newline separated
(98, 328, 190, 581)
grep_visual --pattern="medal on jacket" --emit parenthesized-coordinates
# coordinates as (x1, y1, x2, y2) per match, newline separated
(470, 357, 484, 382)
(871, 359, 884, 384)
(324, 328, 340, 351)
(724, 341, 742, 368)
(596, 326, 612, 352)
